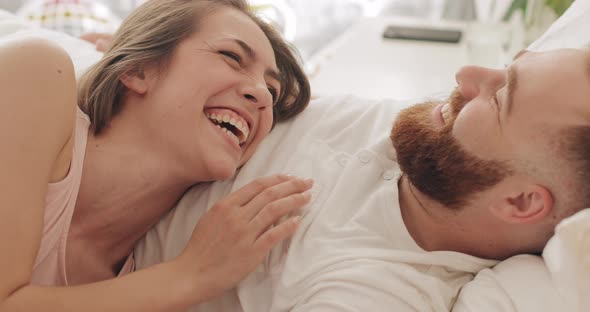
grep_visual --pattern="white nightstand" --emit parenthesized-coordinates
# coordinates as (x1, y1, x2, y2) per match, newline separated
(307, 17, 472, 100)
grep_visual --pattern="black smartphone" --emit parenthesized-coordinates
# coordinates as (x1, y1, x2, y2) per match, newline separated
(382, 25, 462, 44)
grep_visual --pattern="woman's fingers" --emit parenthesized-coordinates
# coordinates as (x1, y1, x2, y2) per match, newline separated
(79, 33, 113, 52)
(251, 191, 311, 238)
(217, 174, 297, 208)
(243, 177, 313, 220)
(95, 39, 109, 52)
(79, 32, 112, 44)
(254, 216, 301, 252)
(177, 175, 312, 299)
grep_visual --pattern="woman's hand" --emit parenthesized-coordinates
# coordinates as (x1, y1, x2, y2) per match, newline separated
(79, 33, 113, 52)
(175, 175, 313, 302)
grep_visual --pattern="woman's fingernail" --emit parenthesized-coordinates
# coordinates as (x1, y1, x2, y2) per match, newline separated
(304, 178, 314, 186)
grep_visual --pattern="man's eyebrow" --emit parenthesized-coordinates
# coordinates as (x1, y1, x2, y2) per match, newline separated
(231, 39, 281, 83)
(504, 65, 518, 116)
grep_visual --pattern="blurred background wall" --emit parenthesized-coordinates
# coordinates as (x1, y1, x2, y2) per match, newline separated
(0, 0, 477, 59)
(0, 0, 569, 61)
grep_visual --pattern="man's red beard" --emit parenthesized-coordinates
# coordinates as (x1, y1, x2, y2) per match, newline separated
(390, 89, 512, 209)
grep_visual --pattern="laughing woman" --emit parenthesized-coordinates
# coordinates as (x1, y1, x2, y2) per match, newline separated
(0, 0, 310, 311)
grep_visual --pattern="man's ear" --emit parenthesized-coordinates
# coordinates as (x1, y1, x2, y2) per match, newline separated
(489, 184, 554, 224)
(120, 68, 149, 95)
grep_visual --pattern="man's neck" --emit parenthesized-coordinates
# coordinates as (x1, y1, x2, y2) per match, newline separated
(397, 174, 502, 259)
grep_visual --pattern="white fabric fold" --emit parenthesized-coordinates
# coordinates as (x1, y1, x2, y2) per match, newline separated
(543, 209, 590, 312)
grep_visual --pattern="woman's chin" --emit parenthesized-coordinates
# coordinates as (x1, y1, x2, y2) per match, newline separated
(205, 161, 238, 181)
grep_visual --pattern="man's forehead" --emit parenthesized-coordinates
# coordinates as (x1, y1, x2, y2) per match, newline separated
(510, 49, 590, 127)
(515, 49, 590, 85)
(519, 48, 589, 64)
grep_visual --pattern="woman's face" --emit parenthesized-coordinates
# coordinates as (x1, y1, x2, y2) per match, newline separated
(132, 7, 279, 181)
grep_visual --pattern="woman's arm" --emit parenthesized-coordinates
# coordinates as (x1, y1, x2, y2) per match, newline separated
(0, 37, 78, 306)
(0, 38, 310, 312)
(3, 174, 310, 312)
(3, 262, 195, 311)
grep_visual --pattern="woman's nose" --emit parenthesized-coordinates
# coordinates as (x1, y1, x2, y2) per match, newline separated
(455, 65, 504, 101)
(239, 79, 273, 110)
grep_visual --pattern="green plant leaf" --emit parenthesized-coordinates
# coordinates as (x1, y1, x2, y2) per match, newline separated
(545, 0, 574, 16)
(503, 0, 527, 21)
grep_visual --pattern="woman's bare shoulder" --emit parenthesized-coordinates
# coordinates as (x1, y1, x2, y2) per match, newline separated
(0, 39, 81, 297)
(0, 37, 78, 168)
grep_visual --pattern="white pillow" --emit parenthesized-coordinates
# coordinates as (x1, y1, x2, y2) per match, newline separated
(453, 255, 563, 312)
(0, 9, 102, 78)
(543, 209, 590, 312)
(527, 0, 590, 51)
(455, 210, 590, 312)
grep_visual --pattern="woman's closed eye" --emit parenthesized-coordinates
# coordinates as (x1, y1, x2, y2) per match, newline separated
(220, 50, 242, 65)
(220, 50, 279, 104)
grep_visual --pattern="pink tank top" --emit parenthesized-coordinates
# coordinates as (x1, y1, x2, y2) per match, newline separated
(31, 108, 134, 286)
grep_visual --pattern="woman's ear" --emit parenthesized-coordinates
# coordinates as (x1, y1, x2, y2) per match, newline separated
(120, 68, 149, 95)
(489, 184, 554, 224)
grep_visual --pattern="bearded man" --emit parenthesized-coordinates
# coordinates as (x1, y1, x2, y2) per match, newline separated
(133, 47, 590, 312)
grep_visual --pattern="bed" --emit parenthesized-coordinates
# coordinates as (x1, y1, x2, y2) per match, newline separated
(1, 1, 589, 311)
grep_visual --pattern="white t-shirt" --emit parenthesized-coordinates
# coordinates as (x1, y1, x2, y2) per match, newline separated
(134, 96, 497, 311)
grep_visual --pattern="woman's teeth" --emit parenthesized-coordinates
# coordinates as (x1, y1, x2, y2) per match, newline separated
(205, 112, 250, 144)
(215, 124, 241, 146)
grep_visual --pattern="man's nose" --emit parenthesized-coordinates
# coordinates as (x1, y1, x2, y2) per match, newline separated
(455, 65, 504, 101)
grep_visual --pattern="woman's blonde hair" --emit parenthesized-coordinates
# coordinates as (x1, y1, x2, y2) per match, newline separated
(78, 0, 310, 134)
